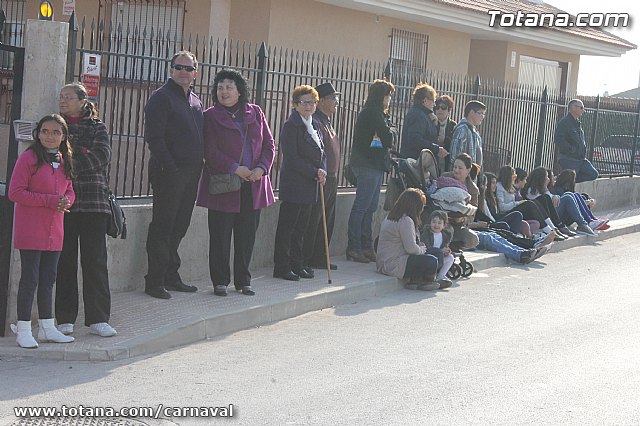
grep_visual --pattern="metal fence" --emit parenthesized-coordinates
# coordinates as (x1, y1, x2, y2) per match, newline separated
(0, 0, 25, 124)
(68, 16, 640, 198)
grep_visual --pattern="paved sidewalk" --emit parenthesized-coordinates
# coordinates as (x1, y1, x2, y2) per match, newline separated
(1, 206, 639, 361)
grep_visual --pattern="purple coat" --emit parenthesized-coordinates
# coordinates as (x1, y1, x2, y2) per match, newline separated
(196, 103, 275, 213)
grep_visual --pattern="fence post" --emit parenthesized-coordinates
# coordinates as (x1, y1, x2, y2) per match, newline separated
(66, 11, 78, 83)
(534, 86, 548, 168)
(630, 99, 640, 176)
(588, 94, 600, 162)
(254, 42, 268, 109)
(384, 59, 392, 81)
(473, 75, 481, 99)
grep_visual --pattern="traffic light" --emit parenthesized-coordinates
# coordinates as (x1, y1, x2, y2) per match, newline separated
(38, 1, 53, 21)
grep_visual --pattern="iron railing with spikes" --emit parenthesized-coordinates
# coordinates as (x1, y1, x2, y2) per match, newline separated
(67, 15, 640, 198)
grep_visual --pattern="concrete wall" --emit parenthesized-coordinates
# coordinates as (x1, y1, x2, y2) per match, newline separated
(106, 190, 385, 292)
(576, 176, 640, 211)
(228, 0, 471, 75)
(468, 40, 509, 82)
(102, 175, 640, 293)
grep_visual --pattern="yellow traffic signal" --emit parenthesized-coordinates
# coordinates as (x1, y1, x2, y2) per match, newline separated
(38, 1, 53, 21)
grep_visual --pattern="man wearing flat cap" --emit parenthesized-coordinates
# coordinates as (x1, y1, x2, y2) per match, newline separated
(303, 82, 341, 270)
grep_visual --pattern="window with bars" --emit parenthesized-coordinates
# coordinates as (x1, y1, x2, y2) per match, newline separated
(389, 28, 429, 75)
(99, 0, 186, 80)
(0, 1, 25, 68)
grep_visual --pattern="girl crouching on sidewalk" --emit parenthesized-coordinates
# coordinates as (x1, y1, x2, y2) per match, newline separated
(376, 188, 445, 291)
(8, 114, 75, 348)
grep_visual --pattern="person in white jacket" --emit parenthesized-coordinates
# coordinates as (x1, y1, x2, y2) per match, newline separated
(496, 165, 557, 239)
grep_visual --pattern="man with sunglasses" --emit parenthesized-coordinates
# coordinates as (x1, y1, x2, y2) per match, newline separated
(554, 99, 598, 183)
(143, 50, 204, 299)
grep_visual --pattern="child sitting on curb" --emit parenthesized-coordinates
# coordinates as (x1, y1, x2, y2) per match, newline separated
(421, 210, 455, 288)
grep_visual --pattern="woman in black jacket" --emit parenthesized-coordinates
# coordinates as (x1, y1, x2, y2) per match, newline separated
(399, 83, 447, 161)
(434, 95, 457, 172)
(347, 79, 397, 263)
(55, 83, 116, 338)
(273, 85, 327, 281)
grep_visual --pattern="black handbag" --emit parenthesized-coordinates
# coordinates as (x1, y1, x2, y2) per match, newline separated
(208, 123, 246, 195)
(209, 173, 242, 194)
(383, 176, 404, 211)
(344, 162, 357, 186)
(382, 148, 393, 173)
(107, 191, 127, 239)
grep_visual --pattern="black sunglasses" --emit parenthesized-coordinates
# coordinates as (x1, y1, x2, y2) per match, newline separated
(172, 64, 197, 72)
(434, 105, 449, 111)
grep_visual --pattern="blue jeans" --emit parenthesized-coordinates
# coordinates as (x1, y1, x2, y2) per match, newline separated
(476, 231, 524, 262)
(348, 166, 384, 250)
(558, 158, 599, 183)
(555, 193, 587, 226)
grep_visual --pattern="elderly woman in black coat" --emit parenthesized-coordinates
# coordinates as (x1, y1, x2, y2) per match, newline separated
(399, 83, 448, 161)
(273, 85, 327, 281)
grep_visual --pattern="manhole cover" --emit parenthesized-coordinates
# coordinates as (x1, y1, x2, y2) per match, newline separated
(8, 418, 152, 426)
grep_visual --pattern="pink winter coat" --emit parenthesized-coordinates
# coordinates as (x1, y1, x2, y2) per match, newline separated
(8, 149, 75, 251)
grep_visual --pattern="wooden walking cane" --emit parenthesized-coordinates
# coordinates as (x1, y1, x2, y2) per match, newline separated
(319, 183, 332, 284)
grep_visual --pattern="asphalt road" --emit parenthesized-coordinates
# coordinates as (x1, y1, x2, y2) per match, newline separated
(1, 233, 640, 426)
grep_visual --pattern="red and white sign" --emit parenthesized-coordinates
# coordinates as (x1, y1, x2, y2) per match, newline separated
(82, 75, 100, 100)
(62, 0, 76, 16)
(82, 53, 101, 76)
(82, 53, 101, 101)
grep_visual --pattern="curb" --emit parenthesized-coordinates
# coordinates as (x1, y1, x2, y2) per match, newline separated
(1, 216, 638, 362)
(0, 274, 403, 361)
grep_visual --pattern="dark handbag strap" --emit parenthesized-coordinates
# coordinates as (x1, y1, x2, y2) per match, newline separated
(237, 123, 248, 165)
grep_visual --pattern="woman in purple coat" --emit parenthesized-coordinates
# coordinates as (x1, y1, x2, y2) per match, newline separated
(196, 69, 275, 297)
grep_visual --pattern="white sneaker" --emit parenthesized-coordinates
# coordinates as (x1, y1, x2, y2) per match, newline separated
(588, 220, 607, 230)
(57, 323, 74, 335)
(90, 322, 117, 337)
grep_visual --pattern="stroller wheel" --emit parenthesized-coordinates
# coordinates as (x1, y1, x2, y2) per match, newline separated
(461, 261, 474, 277)
(447, 263, 462, 280)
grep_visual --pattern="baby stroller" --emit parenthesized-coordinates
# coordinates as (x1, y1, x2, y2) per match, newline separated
(398, 148, 439, 195)
(384, 148, 437, 211)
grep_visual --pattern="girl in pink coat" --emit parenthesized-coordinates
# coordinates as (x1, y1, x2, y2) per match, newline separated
(8, 114, 76, 348)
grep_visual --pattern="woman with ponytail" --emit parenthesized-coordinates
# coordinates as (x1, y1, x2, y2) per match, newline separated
(55, 83, 117, 338)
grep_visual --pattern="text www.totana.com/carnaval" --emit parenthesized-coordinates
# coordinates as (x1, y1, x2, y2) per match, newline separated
(13, 403, 234, 419)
